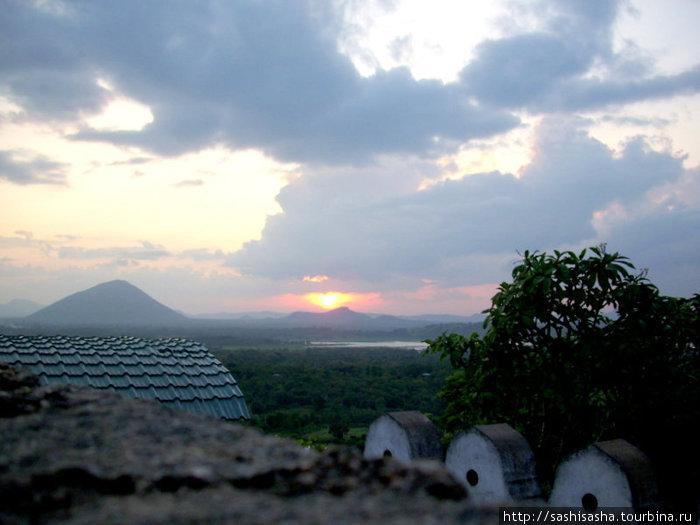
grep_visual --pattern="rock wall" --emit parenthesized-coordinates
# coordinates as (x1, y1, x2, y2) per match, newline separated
(0, 364, 497, 524)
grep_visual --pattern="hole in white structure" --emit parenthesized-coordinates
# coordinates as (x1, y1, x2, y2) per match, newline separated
(383, 449, 392, 458)
(582, 493, 598, 511)
(466, 469, 479, 486)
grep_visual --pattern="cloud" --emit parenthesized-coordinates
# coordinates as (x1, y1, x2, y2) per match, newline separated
(3, 0, 698, 168)
(458, 0, 616, 107)
(3, 0, 518, 165)
(0, 0, 108, 120)
(458, 0, 700, 111)
(14, 230, 33, 240)
(590, 164, 700, 296)
(461, 32, 594, 108)
(173, 179, 204, 188)
(547, 67, 700, 111)
(2, 0, 699, 312)
(598, 115, 671, 128)
(229, 118, 699, 297)
(110, 157, 153, 166)
(179, 248, 227, 261)
(303, 275, 329, 283)
(0, 150, 68, 185)
(0, 233, 56, 258)
(57, 242, 170, 262)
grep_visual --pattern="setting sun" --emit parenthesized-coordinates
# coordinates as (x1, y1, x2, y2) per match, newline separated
(319, 294, 339, 308)
(306, 292, 351, 310)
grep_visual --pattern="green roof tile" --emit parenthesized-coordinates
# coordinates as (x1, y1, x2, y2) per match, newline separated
(108, 375, 132, 388)
(63, 363, 86, 375)
(0, 335, 249, 421)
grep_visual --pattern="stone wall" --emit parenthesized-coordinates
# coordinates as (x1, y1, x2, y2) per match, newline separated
(0, 365, 497, 524)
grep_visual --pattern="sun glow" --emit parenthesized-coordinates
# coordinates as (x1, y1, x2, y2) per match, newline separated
(306, 292, 352, 310)
(319, 294, 339, 308)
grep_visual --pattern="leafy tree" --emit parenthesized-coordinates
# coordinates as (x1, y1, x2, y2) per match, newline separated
(213, 346, 451, 446)
(427, 245, 699, 504)
(329, 421, 350, 441)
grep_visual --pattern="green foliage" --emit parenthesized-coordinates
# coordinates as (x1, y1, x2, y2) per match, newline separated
(427, 245, 699, 503)
(214, 345, 451, 448)
(297, 436, 326, 452)
(329, 421, 350, 440)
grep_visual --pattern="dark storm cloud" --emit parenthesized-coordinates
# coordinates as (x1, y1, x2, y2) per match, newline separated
(0, 150, 67, 185)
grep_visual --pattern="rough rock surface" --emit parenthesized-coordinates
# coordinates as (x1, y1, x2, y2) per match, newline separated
(0, 364, 499, 524)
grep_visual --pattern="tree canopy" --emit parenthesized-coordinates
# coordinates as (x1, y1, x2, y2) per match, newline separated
(427, 245, 699, 504)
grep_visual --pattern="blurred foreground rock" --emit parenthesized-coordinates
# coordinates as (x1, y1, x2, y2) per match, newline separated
(0, 364, 498, 524)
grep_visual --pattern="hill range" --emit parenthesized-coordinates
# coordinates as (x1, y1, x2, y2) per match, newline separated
(0, 299, 44, 318)
(4, 280, 483, 333)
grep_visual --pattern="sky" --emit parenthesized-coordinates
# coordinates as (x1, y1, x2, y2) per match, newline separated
(1, 0, 699, 316)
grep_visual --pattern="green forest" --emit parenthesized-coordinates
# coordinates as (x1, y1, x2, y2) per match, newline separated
(211, 344, 451, 449)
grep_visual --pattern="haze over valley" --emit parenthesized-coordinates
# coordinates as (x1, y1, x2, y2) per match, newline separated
(0, 280, 483, 342)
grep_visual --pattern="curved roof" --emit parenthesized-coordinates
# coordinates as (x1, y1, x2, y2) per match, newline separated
(387, 411, 443, 460)
(0, 335, 249, 421)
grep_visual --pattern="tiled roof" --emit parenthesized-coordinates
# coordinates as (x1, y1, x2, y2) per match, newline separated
(0, 335, 250, 421)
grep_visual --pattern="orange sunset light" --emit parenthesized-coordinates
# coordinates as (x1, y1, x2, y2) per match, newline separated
(306, 292, 353, 310)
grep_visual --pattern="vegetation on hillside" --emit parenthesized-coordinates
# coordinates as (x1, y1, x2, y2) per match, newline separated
(213, 346, 451, 449)
(427, 245, 699, 506)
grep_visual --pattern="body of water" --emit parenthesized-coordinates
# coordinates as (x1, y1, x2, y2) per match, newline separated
(309, 341, 429, 351)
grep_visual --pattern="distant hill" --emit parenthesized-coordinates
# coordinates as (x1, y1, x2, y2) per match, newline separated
(402, 313, 486, 324)
(192, 311, 288, 320)
(190, 307, 483, 332)
(0, 299, 45, 318)
(194, 309, 483, 326)
(25, 280, 187, 326)
(261, 307, 424, 330)
(281, 307, 369, 326)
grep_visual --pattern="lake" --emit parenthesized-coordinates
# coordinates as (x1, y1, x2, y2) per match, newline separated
(309, 341, 429, 351)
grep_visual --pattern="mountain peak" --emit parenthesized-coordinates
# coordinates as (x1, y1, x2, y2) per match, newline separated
(94, 279, 138, 290)
(26, 280, 186, 326)
(326, 306, 358, 315)
(0, 299, 45, 318)
(330, 306, 352, 313)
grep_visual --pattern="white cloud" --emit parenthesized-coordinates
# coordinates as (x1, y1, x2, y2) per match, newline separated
(85, 95, 153, 131)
